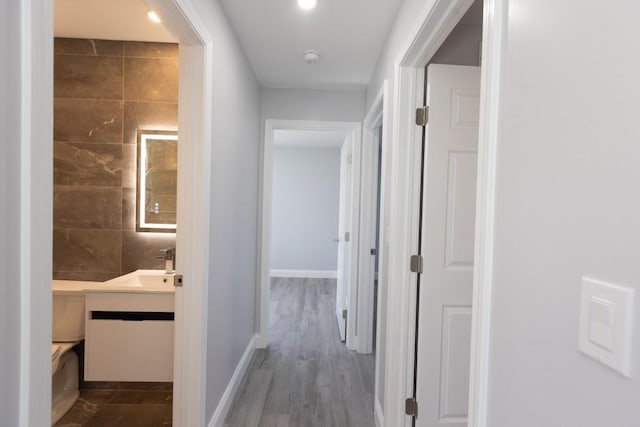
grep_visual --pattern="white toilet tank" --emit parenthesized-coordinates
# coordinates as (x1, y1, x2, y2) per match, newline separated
(52, 280, 101, 342)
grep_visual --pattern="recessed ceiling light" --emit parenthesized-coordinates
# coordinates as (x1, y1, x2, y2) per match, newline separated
(298, 0, 317, 10)
(147, 10, 162, 24)
(303, 51, 320, 64)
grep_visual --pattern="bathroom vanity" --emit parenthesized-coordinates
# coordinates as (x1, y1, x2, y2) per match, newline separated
(83, 270, 176, 382)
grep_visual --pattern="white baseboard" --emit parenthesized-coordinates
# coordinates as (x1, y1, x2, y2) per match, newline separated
(270, 269, 337, 279)
(375, 399, 384, 427)
(207, 334, 257, 427)
(255, 332, 268, 349)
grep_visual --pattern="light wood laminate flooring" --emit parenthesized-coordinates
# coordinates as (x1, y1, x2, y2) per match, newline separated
(225, 277, 375, 427)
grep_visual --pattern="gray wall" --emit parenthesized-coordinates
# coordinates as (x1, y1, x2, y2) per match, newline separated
(52, 38, 178, 281)
(487, 1, 640, 425)
(190, 0, 261, 421)
(430, 16, 481, 66)
(260, 87, 366, 123)
(271, 147, 341, 272)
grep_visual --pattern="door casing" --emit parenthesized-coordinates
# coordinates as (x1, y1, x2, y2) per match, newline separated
(382, 0, 506, 426)
(361, 81, 390, 426)
(358, 81, 389, 356)
(257, 119, 362, 350)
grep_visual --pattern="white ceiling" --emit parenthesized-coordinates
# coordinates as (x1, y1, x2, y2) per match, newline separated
(54, 0, 177, 43)
(219, 0, 403, 90)
(274, 129, 348, 148)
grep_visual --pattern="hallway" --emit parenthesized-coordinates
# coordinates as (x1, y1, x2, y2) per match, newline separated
(225, 278, 375, 427)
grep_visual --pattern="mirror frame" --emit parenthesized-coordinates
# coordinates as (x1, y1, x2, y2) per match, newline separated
(136, 129, 178, 232)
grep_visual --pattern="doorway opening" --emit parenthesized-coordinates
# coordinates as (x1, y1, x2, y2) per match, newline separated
(381, 0, 502, 425)
(51, 28, 179, 426)
(257, 120, 362, 350)
(37, 0, 214, 425)
(410, 2, 484, 425)
(241, 120, 377, 424)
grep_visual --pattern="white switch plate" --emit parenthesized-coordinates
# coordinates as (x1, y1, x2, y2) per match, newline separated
(579, 277, 635, 377)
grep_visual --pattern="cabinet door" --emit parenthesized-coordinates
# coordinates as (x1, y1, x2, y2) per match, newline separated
(85, 293, 174, 382)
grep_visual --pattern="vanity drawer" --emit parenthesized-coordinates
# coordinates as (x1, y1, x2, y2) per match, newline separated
(84, 292, 174, 382)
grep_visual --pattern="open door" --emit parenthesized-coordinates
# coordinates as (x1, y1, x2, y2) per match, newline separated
(414, 64, 480, 426)
(356, 126, 382, 353)
(335, 136, 353, 342)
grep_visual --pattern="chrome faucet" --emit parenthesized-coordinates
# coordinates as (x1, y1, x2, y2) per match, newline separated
(157, 247, 176, 274)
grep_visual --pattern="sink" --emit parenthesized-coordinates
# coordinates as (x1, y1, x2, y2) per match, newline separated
(100, 269, 176, 293)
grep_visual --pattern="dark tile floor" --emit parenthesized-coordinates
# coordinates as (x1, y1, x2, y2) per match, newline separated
(55, 382, 173, 426)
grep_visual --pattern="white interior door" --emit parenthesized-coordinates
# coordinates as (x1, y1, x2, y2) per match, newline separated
(356, 128, 381, 354)
(414, 64, 480, 427)
(335, 136, 353, 342)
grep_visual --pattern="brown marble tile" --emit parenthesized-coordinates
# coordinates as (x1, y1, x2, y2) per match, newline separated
(124, 57, 178, 102)
(52, 271, 118, 282)
(54, 394, 99, 426)
(54, 99, 123, 143)
(80, 382, 122, 391)
(124, 42, 178, 59)
(54, 55, 123, 99)
(81, 390, 119, 404)
(54, 142, 122, 187)
(123, 101, 177, 145)
(108, 390, 173, 405)
(117, 382, 173, 391)
(53, 229, 121, 273)
(121, 143, 137, 188)
(121, 231, 176, 273)
(54, 186, 122, 229)
(122, 188, 136, 231)
(55, 38, 123, 57)
(82, 404, 172, 427)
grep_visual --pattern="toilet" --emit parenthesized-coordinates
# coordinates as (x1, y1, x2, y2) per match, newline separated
(51, 342, 79, 424)
(51, 280, 100, 425)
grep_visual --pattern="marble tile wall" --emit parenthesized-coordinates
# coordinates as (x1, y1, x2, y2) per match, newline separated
(53, 38, 179, 281)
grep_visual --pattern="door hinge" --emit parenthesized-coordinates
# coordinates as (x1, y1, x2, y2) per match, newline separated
(342, 309, 348, 320)
(370, 248, 377, 256)
(405, 397, 418, 417)
(345, 232, 350, 242)
(416, 106, 429, 126)
(410, 255, 423, 274)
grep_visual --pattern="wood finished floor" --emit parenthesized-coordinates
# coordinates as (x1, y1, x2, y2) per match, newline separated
(224, 277, 375, 427)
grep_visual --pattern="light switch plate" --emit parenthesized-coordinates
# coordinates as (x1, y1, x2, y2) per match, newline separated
(579, 277, 635, 377)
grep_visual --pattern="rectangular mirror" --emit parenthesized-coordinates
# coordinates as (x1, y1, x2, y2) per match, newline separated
(136, 130, 178, 232)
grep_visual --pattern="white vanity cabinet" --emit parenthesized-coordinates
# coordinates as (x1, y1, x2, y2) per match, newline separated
(84, 291, 174, 382)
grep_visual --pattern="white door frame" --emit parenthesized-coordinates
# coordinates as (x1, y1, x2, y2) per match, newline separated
(382, 0, 505, 426)
(257, 119, 362, 350)
(357, 80, 388, 356)
(22, 0, 213, 425)
(361, 81, 390, 426)
(147, 1, 213, 425)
